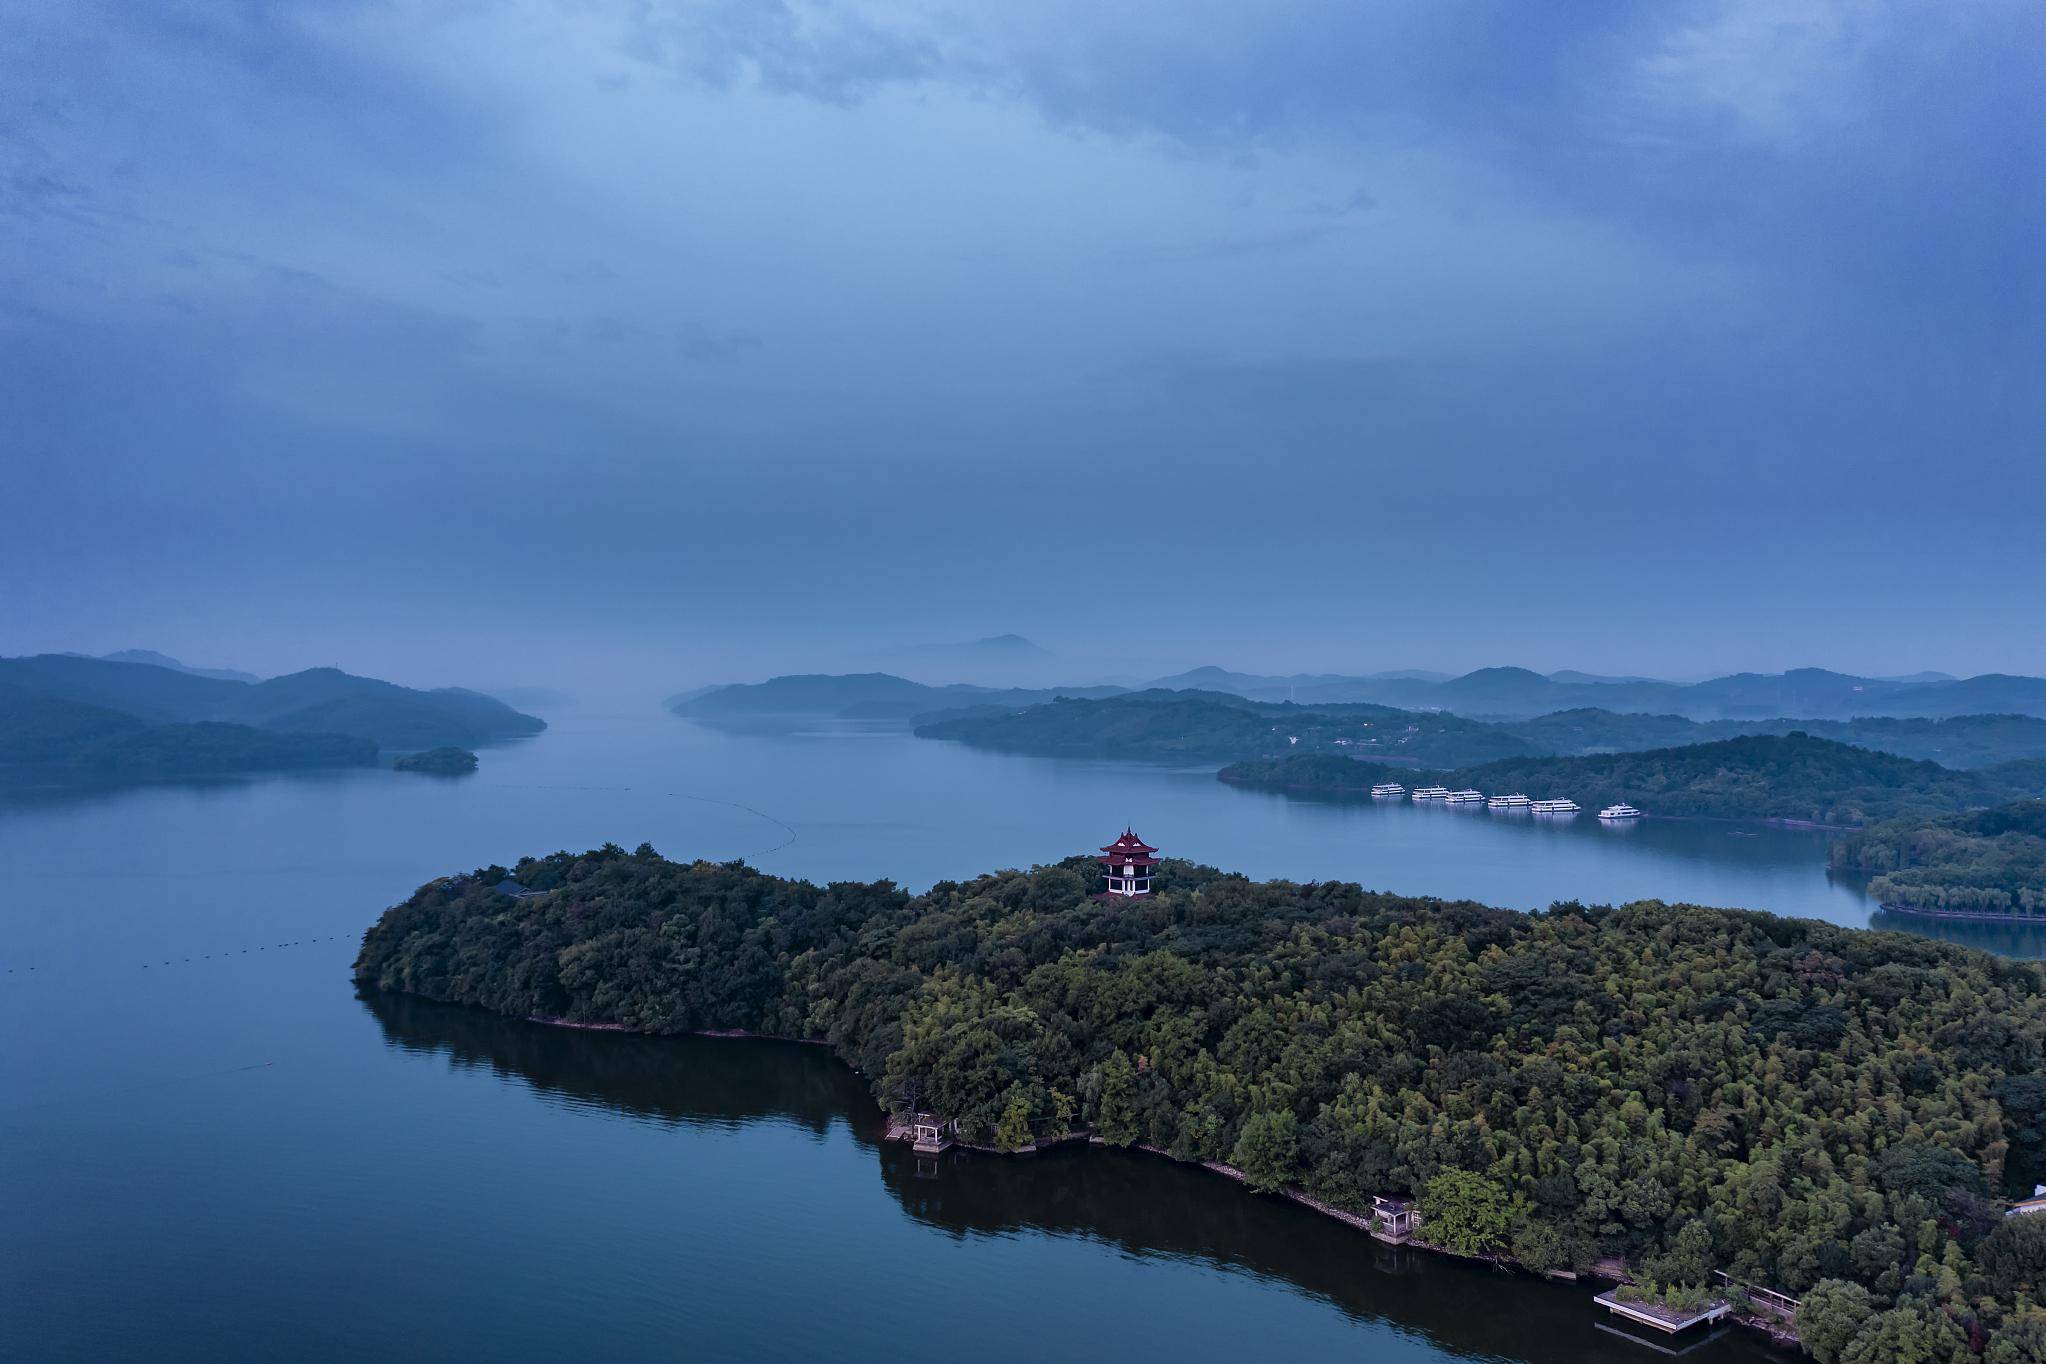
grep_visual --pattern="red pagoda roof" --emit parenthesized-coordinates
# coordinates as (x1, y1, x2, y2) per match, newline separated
(1099, 828, 1159, 858)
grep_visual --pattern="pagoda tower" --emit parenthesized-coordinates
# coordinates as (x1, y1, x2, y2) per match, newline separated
(1097, 828, 1159, 899)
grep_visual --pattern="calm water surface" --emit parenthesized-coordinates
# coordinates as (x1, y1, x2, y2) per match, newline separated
(2, 704, 2026, 1360)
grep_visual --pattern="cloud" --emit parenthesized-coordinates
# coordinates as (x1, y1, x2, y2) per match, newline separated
(1624, 0, 1884, 146)
(616, 0, 939, 103)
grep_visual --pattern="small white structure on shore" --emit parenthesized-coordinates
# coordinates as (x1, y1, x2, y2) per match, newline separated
(911, 1112, 955, 1154)
(1369, 1195, 1419, 1243)
(2008, 1184, 2046, 1217)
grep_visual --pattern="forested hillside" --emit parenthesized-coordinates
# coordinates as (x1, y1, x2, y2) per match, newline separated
(358, 845, 2046, 1358)
(0, 682, 376, 772)
(0, 654, 543, 769)
(1219, 734, 2046, 826)
(1833, 801, 2046, 918)
(916, 691, 1540, 767)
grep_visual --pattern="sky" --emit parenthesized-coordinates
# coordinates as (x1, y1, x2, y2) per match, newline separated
(4, 0, 2043, 693)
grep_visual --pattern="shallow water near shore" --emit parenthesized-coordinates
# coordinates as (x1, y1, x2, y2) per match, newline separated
(0, 704, 2025, 1358)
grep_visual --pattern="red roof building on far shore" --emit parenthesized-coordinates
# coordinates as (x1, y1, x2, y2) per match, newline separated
(1097, 828, 1159, 899)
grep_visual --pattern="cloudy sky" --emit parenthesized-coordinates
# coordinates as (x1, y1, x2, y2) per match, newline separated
(4, 0, 2041, 690)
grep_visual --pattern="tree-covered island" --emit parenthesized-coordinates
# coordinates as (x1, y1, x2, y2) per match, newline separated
(357, 844, 2046, 1359)
(1833, 801, 2046, 920)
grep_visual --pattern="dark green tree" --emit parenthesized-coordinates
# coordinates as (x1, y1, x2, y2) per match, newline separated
(1420, 1170, 1512, 1258)
(1230, 1110, 1299, 1194)
(1799, 1279, 1876, 1364)
(1095, 1050, 1141, 1146)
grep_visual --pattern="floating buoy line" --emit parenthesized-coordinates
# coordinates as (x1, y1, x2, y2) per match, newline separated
(4, 934, 359, 980)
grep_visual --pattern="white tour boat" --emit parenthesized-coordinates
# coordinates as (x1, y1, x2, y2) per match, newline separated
(1410, 786, 1451, 801)
(1443, 788, 1486, 804)
(1598, 803, 1643, 821)
(1487, 793, 1531, 809)
(1370, 782, 1406, 798)
(1529, 798, 1580, 814)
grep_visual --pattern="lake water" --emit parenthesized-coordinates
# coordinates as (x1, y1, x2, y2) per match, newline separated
(3, 704, 2029, 1360)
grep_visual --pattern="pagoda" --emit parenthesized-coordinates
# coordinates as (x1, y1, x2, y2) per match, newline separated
(1097, 828, 1159, 899)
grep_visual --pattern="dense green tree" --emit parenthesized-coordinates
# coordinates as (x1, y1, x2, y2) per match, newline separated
(1799, 1279, 1876, 1364)
(1419, 1170, 1513, 1258)
(1095, 1051, 1141, 1146)
(1646, 1219, 1716, 1287)
(1230, 1110, 1298, 1194)
(994, 1095, 1034, 1151)
(1508, 1219, 1573, 1275)
(1978, 1215, 2046, 1302)
(1984, 1307, 2046, 1364)
(1838, 1301, 1973, 1364)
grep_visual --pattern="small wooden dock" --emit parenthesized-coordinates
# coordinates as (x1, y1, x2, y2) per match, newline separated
(1594, 1289, 1730, 1336)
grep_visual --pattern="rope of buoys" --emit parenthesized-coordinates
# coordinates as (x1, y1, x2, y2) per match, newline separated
(8, 935, 359, 978)
(679, 793, 798, 858)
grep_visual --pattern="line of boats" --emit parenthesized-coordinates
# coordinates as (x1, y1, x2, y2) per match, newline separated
(1371, 782, 1642, 821)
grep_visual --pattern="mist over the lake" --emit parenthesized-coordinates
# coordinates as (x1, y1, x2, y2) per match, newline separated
(6, 1, 2043, 693)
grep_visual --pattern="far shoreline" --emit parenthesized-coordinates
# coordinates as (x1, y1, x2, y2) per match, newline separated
(1876, 901, 2046, 925)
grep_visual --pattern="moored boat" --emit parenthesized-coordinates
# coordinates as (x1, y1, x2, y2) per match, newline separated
(1444, 788, 1485, 804)
(1599, 803, 1643, 821)
(1530, 798, 1580, 814)
(1370, 782, 1406, 798)
(1411, 785, 1451, 801)
(1487, 792, 1531, 809)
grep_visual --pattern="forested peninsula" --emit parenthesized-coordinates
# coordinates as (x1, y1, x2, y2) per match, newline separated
(1219, 733, 2046, 827)
(1833, 801, 2046, 919)
(0, 654, 542, 775)
(358, 844, 2046, 1359)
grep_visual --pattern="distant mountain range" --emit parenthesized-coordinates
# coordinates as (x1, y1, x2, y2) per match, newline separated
(668, 665, 2046, 728)
(909, 634, 1050, 660)
(0, 654, 545, 774)
(666, 672, 1124, 722)
(1135, 665, 2046, 721)
(93, 649, 259, 684)
(913, 690, 2046, 771)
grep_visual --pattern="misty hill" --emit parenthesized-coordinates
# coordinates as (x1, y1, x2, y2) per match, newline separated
(909, 633, 1050, 660)
(668, 672, 1126, 722)
(1219, 733, 2046, 826)
(97, 649, 260, 684)
(0, 654, 544, 768)
(915, 691, 1540, 767)
(0, 683, 376, 773)
(1512, 709, 2046, 769)
(1832, 800, 2046, 917)
(1146, 664, 2046, 721)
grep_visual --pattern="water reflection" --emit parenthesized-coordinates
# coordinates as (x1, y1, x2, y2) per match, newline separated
(363, 989, 876, 1142)
(1867, 908, 2046, 959)
(362, 990, 1796, 1364)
